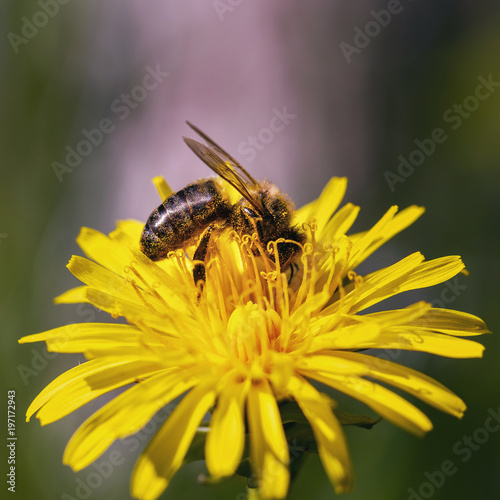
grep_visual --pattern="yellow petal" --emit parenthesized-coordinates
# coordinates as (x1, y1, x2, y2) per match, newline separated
(317, 351, 466, 418)
(18, 322, 185, 361)
(53, 286, 89, 304)
(19, 323, 144, 351)
(320, 203, 360, 242)
(27, 358, 164, 425)
(295, 177, 348, 231)
(359, 301, 432, 326)
(67, 256, 151, 305)
(394, 256, 465, 292)
(308, 320, 382, 352)
(152, 176, 173, 201)
(131, 379, 217, 500)
(83, 288, 196, 336)
(322, 252, 424, 316)
(409, 308, 491, 336)
(74, 243, 198, 322)
(76, 227, 135, 277)
(109, 219, 144, 243)
(374, 328, 485, 358)
(290, 376, 353, 493)
(306, 371, 433, 436)
(348, 206, 399, 271)
(205, 373, 249, 478)
(346, 304, 487, 357)
(348, 205, 425, 269)
(347, 254, 464, 313)
(64, 369, 199, 470)
(247, 378, 289, 500)
(309, 302, 430, 351)
(296, 354, 366, 376)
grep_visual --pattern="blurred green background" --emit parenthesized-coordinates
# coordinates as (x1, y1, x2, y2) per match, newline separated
(1, 1, 499, 499)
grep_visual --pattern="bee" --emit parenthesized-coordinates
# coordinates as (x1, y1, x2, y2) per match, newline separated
(140, 121, 305, 286)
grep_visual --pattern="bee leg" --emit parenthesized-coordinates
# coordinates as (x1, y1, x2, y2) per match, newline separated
(193, 225, 214, 289)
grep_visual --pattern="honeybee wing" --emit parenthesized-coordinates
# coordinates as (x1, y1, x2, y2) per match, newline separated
(183, 125, 264, 213)
(185, 121, 259, 186)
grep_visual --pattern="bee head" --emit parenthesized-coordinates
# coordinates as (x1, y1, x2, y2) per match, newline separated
(258, 184, 293, 228)
(234, 183, 305, 270)
(259, 187, 306, 269)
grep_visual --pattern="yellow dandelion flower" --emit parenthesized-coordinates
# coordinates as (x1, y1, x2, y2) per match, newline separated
(20, 175, 489, 500)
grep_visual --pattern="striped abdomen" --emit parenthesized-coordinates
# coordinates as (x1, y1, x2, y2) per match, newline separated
(140, 179, 231, 261)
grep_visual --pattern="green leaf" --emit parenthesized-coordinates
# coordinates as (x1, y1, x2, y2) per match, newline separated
(284, 423, 318, 453)
(333, 409, 381, 429)
(279, 401, 309, 425)
(279, 400, 381, 429)
(183, 427, 208, 464)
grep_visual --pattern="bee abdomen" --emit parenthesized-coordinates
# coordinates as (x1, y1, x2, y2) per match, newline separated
(140, 180, 230, 261)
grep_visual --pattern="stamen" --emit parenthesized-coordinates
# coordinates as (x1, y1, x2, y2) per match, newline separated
(321, 247, 340, 296)
(205, 259, 229, 326)
(172, 250, 199, 302)
(292, 241, 315, 312)
(239, 236, 266, 307)
(126, 262, 171, 309)
(129, 280, 157, 311)
(277, 273, 293, 351)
